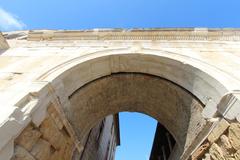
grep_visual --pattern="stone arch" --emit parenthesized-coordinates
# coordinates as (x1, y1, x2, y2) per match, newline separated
(35, 50, 236, 159)
(43, 50, 234, 119)
(41, 48, 236, 105)
(9, 49, 240, 160)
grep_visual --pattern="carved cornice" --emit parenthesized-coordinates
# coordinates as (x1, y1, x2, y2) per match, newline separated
(27, 28, 240, 41)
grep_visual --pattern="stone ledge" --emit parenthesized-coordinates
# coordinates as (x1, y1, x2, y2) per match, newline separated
(217, 91, 240, 122)
(25, 28, 240, 41)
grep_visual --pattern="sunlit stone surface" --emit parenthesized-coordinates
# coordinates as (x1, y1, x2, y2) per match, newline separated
(0, 28, 240, 160)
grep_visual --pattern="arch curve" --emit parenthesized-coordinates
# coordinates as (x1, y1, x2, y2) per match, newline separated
(44, 49, 235, 107)
(3, 30, 240, 160)
(67, 73, 206, 150)
(35, 50, 238, 159)
(37, 50, 237, 159)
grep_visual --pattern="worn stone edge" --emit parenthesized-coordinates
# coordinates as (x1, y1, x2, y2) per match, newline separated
(0, 81, 81, 160)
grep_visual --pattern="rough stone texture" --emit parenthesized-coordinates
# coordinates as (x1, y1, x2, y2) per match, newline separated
(192, 119, 240, 160)
(15, 125, 42, 151)
(11, 103, 119, 160)
(209, 143, 225, 160)
(47, 106, 64, 130)
(234, 150, 240, 159)
(208, 119, 230, 143)
(69, 73, 206, 159)
(202, 153, 211, 160)
(191, 141, 210, 159)
(219, 135, 232, 151)
(11, 145, 35, 160)
(229, 123, 240, 151)
(30, 138, 52, 160)
(39, 116, 67, 150)
(11, 104, 75, 160)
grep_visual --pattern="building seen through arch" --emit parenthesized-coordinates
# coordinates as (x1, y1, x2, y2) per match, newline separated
(150, 123, 176, 160)
(74, 110, 176, 160)
(0, 29, 240, 160)
(73, 114, 120, 160)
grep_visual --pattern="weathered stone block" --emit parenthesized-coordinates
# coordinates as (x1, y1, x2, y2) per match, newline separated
(11, 145, 35, 160)
(208, 119, 229, 143)
(202, 153, 211, 160)
(58, 144, 73, 160)
(15, 125, 42, 151)
(209, 143, 225, 160)
(219, 134, 234, 157)
(47, 105, 64, 130)
(219, 135, 232, 150)
(48, 151, 61, 160)
(40, 116, 66, 150)
(229, 123, 240, 150)
(217, 93, 240, 121)
(235, 150, 240, 159)
(30, 139, 51, 160)
(191, 142, 210, 159)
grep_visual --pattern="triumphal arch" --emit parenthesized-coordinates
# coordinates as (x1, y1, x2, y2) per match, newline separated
(0, 28, 240, 160)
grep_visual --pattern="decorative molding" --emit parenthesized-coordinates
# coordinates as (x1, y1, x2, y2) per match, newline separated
(217, 91, 240, 121)
(27, 28, 240, 41)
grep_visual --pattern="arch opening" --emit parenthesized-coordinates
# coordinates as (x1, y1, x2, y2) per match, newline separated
(78, 111, 177, 160)
(38, 52, 233, 159)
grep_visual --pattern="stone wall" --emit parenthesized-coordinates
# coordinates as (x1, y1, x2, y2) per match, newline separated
(1, 29, 240, 159)
(11, 104, 75, 160)
(191, 119, 240, 160)
(10, 102, 119, 160)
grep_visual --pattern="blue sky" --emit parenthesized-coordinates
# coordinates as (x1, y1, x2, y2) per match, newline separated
(1, 0, 240, 31)
(116, 112, 157, 160)
(1, 1, 240, 159)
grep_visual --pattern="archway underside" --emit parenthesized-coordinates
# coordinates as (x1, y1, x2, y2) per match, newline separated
(67, 73, 206, 158)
